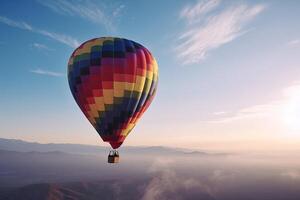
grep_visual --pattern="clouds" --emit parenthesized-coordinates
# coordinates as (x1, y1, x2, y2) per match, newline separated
(37, 0, 124, 31)
(202, 82, 300, 128)
(0, 1, 126, 47)
(30, 68, 64, 77)
(113, 4, 125, 18)
(213, 111, 227, 116)
(287, 39, 300, 47)
(32, 43, 54, 51)
(0, 16, 79, 48)
(177, 0, 265, 65)
(142, 159, 214, 200)
(207, 103, 280, 124)
(37, 29, 80, 48)
(180, 0, 220, 24)
(0, 16, 33, 31)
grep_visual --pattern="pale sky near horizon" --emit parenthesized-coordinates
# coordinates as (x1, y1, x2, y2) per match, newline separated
(1, 0, 300, 152)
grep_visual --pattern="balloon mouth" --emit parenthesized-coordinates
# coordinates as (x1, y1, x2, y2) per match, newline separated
(109, 141, 123, 149)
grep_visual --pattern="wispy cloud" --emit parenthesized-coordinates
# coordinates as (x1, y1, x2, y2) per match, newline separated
(37, 0, 124, 31)
(113, 4, 125, 17)
(32, 43, 54, 51)
(287, 39, 300, 46)
(0, 16, 79, 48)
(207, 103, 279, 123)
(213, 111, 227, 116)
(37, 29, 79, 48)
(177, 1, 265, 65)
(0, 16, 33, 30)
(202, 82, 300, 125)
(30, 68, 64, 77)
(180, 0, 220, 24)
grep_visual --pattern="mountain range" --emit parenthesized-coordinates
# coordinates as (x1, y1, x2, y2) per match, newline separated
(0, 137, 225, 156)
(0, 137, 221, 200)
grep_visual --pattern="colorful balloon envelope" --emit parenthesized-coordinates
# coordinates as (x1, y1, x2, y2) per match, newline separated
(67, 37, 158, 149)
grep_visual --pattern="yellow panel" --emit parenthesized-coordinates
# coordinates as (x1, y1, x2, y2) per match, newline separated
(111, 82, 135, 92)
(103, 89, 114, 104)
(146, 70, 154, 79)
(114, 89, 124, 97)
(73, 41, 93, 56)
(121, 123, 136, 136)
(114, 81, 125, 90)
(94, 96, 104, 104)
(133, 76, 146, 93)
(124, 82, 135, 90)
(143, 81, 152, 94)
(141, 68, 152, 95)
(153, 60, 159, 81)
(93, 38, 105, 46)
(94, 97, 105, 111)
(114, 82, 125, 97)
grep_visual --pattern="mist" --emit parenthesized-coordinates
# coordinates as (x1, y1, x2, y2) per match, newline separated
(1, 139, 300, 200)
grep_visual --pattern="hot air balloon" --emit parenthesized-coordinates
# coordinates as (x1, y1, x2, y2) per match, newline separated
(67, 37, 158, 163)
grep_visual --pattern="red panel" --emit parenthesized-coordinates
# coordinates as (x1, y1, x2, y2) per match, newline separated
(125, 53, 136, 74)
(143, 48, 153, 71)
(101, 66, 114, 81)
(114, 73, 125, 82)
(89, 75, 102, 89)
(87, 97, 95, 104)
(102, 81, 113, 89)
(92, 89, 102, 97)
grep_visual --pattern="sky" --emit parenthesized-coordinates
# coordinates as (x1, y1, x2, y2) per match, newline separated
(1, 0, 300, 152)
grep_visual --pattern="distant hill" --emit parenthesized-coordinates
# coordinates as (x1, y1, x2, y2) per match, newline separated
(0, 138, 106, 155)
(0, 148, 153, 188)
(0, 138, 228, 188)
(0, 138, 218, 156)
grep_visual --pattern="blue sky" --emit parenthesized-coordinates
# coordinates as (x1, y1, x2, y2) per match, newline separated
(1, 0, 300, 151)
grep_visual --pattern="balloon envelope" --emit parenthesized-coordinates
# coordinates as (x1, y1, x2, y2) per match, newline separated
(68, 37, 158, 149)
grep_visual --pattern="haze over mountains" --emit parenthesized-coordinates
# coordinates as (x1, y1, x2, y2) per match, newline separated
(0, 138, 300, 200)
(0, 138, 213, 155)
